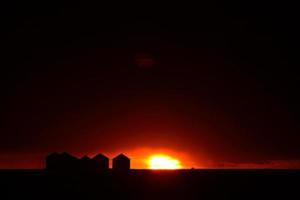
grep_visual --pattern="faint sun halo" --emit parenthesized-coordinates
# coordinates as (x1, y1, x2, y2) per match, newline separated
(134, 53, 155, 69)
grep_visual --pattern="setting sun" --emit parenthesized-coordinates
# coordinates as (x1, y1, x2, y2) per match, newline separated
(147, 154, 182, 169)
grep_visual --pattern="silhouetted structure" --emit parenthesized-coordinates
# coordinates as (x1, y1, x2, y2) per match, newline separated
(112, 154, 130, 171)
(78, 155, 93, 172)
(92, 154, 109, 172)
(46, 152, 130, 172)
(46, 152, 78, 172)
(46, 152, 61, 171)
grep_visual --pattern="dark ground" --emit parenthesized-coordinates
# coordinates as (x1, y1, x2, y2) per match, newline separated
(0, 169, 299, 199)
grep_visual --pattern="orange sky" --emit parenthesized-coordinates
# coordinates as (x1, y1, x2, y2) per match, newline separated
(1, 0, 300, 171)
(94, 147, 201, 169)
(1, 149, 300, 169)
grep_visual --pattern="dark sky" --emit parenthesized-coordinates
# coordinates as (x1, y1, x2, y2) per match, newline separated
(0, 2, 299, 168)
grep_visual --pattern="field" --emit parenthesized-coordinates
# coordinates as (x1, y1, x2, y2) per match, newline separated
(1, 169, 299, 199)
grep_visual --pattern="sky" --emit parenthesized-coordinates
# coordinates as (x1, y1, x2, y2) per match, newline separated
(0, 2, 299, 169)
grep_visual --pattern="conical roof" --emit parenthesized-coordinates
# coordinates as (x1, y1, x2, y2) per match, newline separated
(61, 152, 77, 160)
(81, 155, 91, 161)
(93, 153, 109, 160)
(47, 152, 60, 158)
(113, 153, 129, 160)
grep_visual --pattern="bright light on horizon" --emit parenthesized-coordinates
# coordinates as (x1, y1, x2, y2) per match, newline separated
(147, 154, 182, 169)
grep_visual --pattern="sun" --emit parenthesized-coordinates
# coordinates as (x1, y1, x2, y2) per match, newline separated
(147, 154, 182, 169)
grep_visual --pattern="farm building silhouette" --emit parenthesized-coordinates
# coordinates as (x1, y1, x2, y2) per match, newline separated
(92, 153, 110, 171)
(113, 154, 130, 171)
(46, 152, 78, 172)
(45, 152, 129, 172)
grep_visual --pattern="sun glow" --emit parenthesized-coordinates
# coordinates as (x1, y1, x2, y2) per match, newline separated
(147, 154, 182, 169)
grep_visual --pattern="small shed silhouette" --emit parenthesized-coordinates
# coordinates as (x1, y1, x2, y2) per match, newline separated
(92, 154, 109, 171)
(112, 154, 130, 171)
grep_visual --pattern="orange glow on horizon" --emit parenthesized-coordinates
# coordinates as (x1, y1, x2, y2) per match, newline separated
(147, 154, 182, 169)
(90, 147, 200, 169)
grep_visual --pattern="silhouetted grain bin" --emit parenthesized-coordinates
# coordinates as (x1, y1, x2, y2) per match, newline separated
(60, 152, 78, 170)
(78, 155, 93, 172)
(46, 152, 61, 170)
(92, 154, 109, 171)
(46, 152, 78, 171)
(112, 154, 130, 171)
